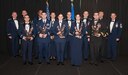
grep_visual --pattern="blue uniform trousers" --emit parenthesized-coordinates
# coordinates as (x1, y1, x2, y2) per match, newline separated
(107, 36, 118, 60)
(55, 38, 66, 62)
(49, 39, 56, 58)
(33, 37, 39, 58)
(38, 37, 50, 63)
(83, 36, 89, 60)
(11, 37, 19, 57)
(22, 40, 33, 63)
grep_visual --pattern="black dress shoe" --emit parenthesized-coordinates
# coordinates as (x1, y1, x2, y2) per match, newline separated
(23, 62, 26, 65)
(14, 56, 17, 58)
(111, 59, 116, 62)
(53, 57, 56, 60)
(100, 60, 104, 63)
(50, 57, 52, 60)
(28, 62, 33, 65)
(35, 57, 38, 59)
(89, 62, 93, 65)
(38, 62, 42, 64)
(94, 63, 98, 66)
(47, 62, 50, 64)
(57, 62, 60, 65)
(61, 62, 64, 65)
(16, 55, 20, 57)
(75, 65, 80, 67)
(84, 59, 88, 61)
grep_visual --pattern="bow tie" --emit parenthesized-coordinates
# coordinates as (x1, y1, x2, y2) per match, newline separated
(84, 18, 87, 20)
(94, 20, 98, 21)
(111, 21, 115, 22)
(13, 19, 17, 20)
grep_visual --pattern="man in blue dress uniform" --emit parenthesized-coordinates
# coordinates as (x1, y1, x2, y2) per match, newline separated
(37, 12, 51, 64)
(82, 11, 91, 61)
(64, 12, 74, 60)
(71, 14, 83, 66)
(19, 15, 35, 65)
(107, 13, 122, 61)
(7, 11, 20, 57)
(54, 14, 68, 65)
(33, 10, 43, 59)
(49, 12, 57, 60)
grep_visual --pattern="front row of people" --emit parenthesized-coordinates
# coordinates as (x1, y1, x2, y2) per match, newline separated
(7, 11, 122, 66)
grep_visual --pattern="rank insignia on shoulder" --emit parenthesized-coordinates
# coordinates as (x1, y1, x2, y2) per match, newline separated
(8, 18, 11, 21)
(116, 24, 118, 28)
(120, 24, 123, 28)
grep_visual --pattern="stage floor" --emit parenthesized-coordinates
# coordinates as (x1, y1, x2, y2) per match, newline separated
(0, 54, 128, 75)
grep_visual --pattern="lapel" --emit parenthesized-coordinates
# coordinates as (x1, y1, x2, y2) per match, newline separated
(67, 19, 73, 30)
(50, 19, 55, 27)
(85, 18, 90, 27)
(40, 20, 46, 27)
(93, 19, 99, 26)
(75, 21, 82, 30)
(109, 20, 117, 33)
(12, 19, 18, 30)
(23, 23, 32, 29)
(58, 20, 64, 29)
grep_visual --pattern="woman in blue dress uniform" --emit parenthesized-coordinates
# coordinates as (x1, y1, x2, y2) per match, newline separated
(19, 15, 35, 65)
(71, 14, 83, 66)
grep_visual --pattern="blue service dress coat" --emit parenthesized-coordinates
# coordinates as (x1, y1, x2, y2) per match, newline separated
(19, 22, 35, 63)
(107, 19, 122, 60)
(7, 18, 20, 57)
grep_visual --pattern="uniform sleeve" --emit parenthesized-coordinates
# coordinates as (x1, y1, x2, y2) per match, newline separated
(7, 20, 11, 36)
(18, 24, 24, 38)
(64, 22, 69, 37)
(36, 21, 41, 35)
(31, 23, 36, 38)
(117, 22, 123, 39)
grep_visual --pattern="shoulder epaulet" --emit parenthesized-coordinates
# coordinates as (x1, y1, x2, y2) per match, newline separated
(31, 21, 33, 24)
(88, 18, 92, 21)
(63, 18, 67, 21)
(8, 18, 12, 21)
(20, 22, 24, 25)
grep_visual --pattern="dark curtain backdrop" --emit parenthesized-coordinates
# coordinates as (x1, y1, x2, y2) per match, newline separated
(0, 0, 128, 55)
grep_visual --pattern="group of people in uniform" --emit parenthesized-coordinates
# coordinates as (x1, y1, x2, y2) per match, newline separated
(7, 10, 122, 66)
